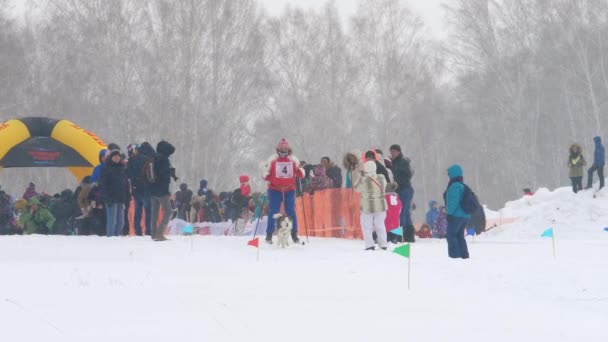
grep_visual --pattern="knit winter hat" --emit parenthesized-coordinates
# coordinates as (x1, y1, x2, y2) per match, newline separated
(364, 161, 377, 175)
(239, 175, 250, 183)
(277, 138, 290, 151)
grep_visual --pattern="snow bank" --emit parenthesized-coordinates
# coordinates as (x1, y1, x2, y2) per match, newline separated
(1, 185, 608, 341)
(486, 186, 608, 240)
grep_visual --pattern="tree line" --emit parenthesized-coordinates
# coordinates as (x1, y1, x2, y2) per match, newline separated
(0, 0, 606, 212)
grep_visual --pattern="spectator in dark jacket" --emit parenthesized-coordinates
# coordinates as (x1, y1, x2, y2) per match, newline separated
(390, 144, 415, 243)
(134, 142, 156, 235)
(175, 183, 193, 221)
(321, 157, 343, 188)
(149, 141, 175, 241)
(50, 189, 80, 235)
(100, 150, 129, 237)
(198, 179, 208, 197)
(587, 136, 605, 190)
(226, 175, 251, 222)
(204, 190, 222, 223)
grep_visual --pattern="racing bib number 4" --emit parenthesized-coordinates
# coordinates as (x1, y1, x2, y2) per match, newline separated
(276, 162, 294, 178)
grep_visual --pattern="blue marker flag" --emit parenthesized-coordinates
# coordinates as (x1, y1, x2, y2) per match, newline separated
(183, 224, 194, 235)
(466, 227, 476, 236)
(541, 228, 553, 238)
(390, 227, 403, 236)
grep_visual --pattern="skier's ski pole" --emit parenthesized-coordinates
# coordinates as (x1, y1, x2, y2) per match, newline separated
(252, 194, 267, 238)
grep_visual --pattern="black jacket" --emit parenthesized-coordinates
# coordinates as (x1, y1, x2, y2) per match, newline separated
(50, 192, 80, 234)
(326, 165, 343, 188)
(375, 161, 391, 184)
(149, 141, 175, 197)
(127, 153, 147, 197)
(391, 154, 413, 192)
(100, 161, 130, 204)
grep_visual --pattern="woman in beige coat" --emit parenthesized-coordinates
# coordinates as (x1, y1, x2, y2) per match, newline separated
(354, 160, 388, 250)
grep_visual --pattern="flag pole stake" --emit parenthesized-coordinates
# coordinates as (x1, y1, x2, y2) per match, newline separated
(552, 233, 556, 260)
(408, 245, 412, 290)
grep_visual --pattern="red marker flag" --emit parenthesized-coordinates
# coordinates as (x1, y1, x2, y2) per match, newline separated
(248, 237, 259, 248)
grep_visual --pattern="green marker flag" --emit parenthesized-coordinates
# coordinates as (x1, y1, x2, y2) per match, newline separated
(393, 243, 410, 258)
(393, 244, 412, 290)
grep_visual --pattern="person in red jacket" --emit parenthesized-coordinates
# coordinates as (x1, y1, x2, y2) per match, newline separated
(384, 182, 402, 243)
(416, 224, 433, 239)
(265, 138, 304, 244)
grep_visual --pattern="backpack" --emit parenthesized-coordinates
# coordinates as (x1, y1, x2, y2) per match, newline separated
(460, 184, 481, 215)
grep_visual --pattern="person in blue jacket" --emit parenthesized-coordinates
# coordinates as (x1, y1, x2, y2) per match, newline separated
(444, 164, 470, 259)
(426, 200, 439, 230)
(586, 136, 605, 190)
(90, 149, 109, 183)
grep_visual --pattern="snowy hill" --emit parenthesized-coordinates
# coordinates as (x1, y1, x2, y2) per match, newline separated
(486, 186, 608, 241)
(1, 186, 607, 341)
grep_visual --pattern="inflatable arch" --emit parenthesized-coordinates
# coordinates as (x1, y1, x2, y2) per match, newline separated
(0, 117, 107, 181)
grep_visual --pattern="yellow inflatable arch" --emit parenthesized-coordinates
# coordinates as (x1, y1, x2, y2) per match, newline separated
(0, 117, 107, 181)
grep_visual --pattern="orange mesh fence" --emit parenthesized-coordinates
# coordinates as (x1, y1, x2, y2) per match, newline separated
(295, 189, 362, 239)
(127, 192, 518, 237)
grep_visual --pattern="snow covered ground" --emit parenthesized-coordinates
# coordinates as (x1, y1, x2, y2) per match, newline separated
(1, 186, 607, 342)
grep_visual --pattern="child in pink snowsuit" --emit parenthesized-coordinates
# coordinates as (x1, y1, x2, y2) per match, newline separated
(385, 182, 402, 243)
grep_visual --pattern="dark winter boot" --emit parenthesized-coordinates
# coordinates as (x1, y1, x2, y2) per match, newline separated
(291, 231, 300, 244)
(265, 232, 273, 244)
(365, 246, 376, 251)
(404, 225, 416, 243)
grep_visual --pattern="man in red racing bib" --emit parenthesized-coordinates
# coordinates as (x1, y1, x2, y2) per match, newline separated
(264, 138, 304, 244)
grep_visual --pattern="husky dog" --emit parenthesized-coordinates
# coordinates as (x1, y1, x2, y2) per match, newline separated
(275, 214, 293, 248)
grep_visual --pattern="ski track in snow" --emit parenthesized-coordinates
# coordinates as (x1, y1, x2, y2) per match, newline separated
(0, 186, 607, 341)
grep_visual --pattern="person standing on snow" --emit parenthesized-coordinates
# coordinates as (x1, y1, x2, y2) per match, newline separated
(175, 183, 193, 221)
(149, 141, 176, 241)
(353, 160, 388, 250)
(389, 144, 415, 242)
(384, 182, 402, 244)
(264, 139, 304, 244)
(99, 150, 129, 237)
(586, 136, 605, 190)
(444, 164, 470, 259)
(568, 144, 586, 193)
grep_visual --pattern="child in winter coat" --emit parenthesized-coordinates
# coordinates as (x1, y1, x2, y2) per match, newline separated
(426, 201, 439, 230)
(384, 182, 402, 244)
(416, 224, 433, 239)
(433, 206, 448, 239)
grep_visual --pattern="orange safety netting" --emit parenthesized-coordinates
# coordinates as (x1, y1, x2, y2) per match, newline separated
(126, 191, 518, 237)
(295, 189, 363, 239)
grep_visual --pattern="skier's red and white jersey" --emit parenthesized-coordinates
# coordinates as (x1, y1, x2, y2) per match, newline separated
(265, 157, 303, 192)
